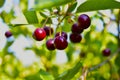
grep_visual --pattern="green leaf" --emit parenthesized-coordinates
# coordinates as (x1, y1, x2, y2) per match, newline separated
(66, 43, 75, 61)
(56, 61, 82, 80)
(107, 41, 117, 53)
(39, 12, 48, 18)
(77, 0, 120, 13)
(33, 0, 74, 10)
(62, 18, 73, 32)
(118, 68, 120, 75)
(25, 74, 42, 80)
(39, 69, 54, 80)
(23, 11, 39, 24)
(1, 10, 15, 23)
(115, 53, 120, 77)
(68, 2, 77, 13)
(0, 0, 5, 7)
(115, 53, 120, 67)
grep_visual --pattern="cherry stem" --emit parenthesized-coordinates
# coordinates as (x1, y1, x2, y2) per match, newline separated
(55, 14, 67, 35)
(42, 17, 49, 28)
(55, 4, 71, 34)
(49, 24, 52, 37)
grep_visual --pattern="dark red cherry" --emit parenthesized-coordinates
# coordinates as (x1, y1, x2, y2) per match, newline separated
(5, 31, 12, 38)
(43, 26, 53, 36)
(46, 39, 55, 50)
(54, 36, 68, 50)
(78, 14, 91, 29)
(33, 28, 46, 41)
(71, 23, 83, 34)
(70, 33, 82, 43)
(55, 32, 67, 40)
(102, 48, 111, 56)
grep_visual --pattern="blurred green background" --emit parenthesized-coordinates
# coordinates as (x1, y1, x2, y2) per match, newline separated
(0, 0, 120, 80)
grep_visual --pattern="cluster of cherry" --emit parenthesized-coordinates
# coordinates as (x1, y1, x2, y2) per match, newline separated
(32, 14, 91, 50)
(4, 14, 111, 56)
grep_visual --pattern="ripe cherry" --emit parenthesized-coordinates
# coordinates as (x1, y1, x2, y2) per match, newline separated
(70, 33, 82, 43)
(102, 48, 111, 57)
(71, 23, 83, 34)
(46, 39, 55, 50)
(33, 28, 46, 41)
(43, 26, 53, 36)
(55, 32, 67, 40)
(54, 36, 68, 50)
(5, 31, 12, 38)
(78, 14, 91, 29)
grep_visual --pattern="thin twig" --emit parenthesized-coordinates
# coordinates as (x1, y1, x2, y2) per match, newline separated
(88, 49, 120, 72)
(78, 67, 88, 80)
(55, 13, 67, 34)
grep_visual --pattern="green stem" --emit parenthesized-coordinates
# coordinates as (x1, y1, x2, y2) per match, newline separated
(55, 4, 71, 34)
(42, 17, 49, 28)
(55, 14, 67, 34)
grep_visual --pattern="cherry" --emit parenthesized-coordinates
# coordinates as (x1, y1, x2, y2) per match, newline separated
(33, 28, 46, 41)
(78, 14, 91, 29)
(46, 39, 55, 50)
(71, 23, 83, 34)
(43, 26, 53, 36)
(5, 31, 12, 38)
(55, 32, 67, 40)
(102, 48, 111, 57)
(70, 33, 82, 43)
(54, 36, 68, 50)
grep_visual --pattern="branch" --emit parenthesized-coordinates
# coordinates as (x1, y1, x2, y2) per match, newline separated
(88, 10, 120, 72)
(78, 67, 88, 80)
(78, 48, 120, 80)
(88, 49, 120, 72)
